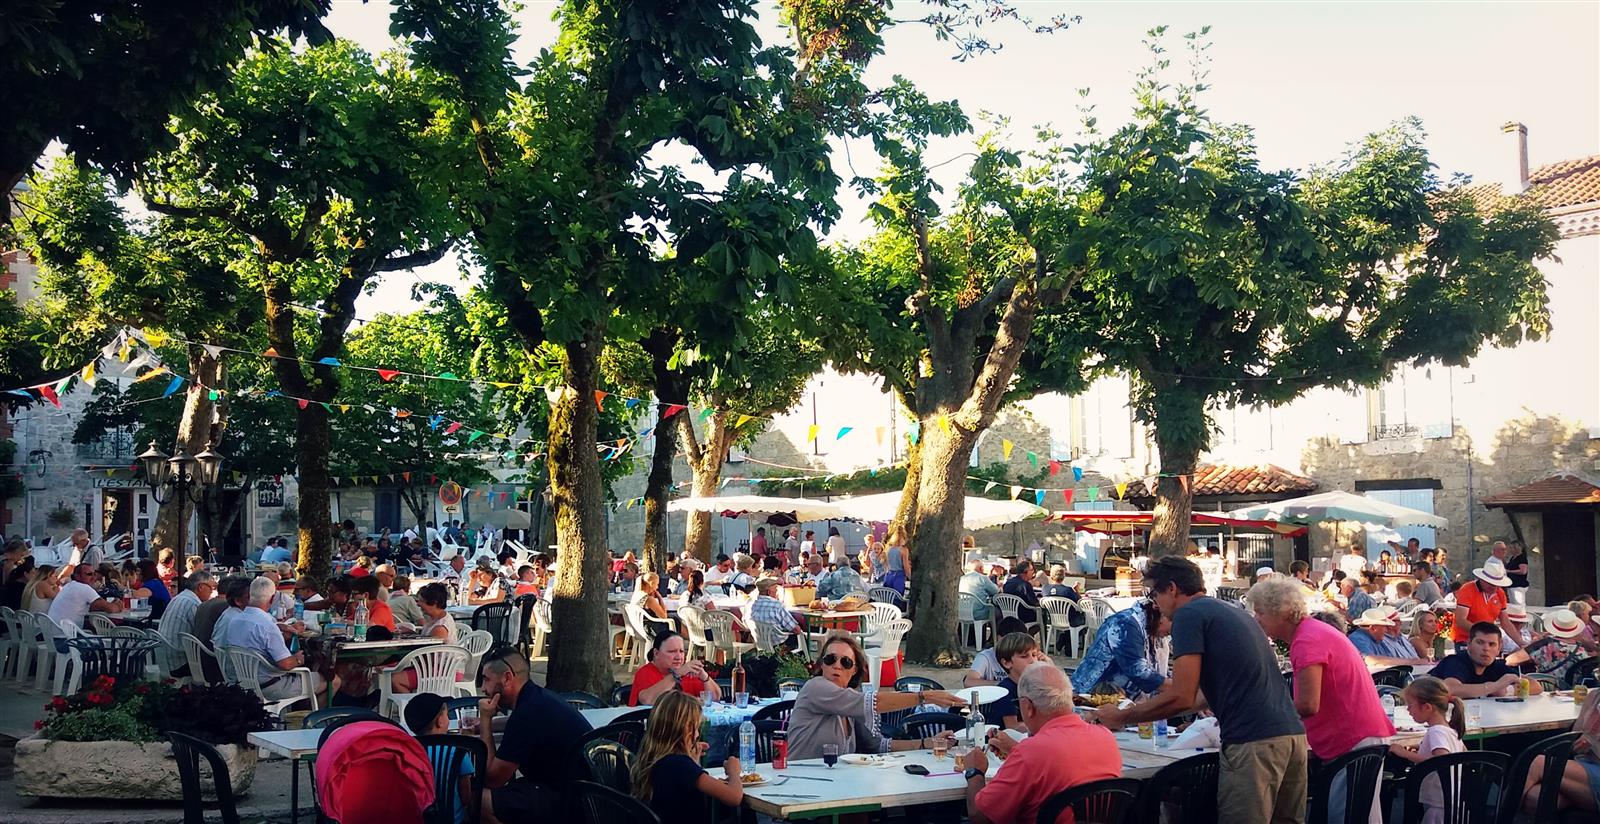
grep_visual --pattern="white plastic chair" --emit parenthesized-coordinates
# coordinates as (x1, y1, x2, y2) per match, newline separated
(379, 644, 470, 720)
(222, 646, 315, 717)
(180, 633, 220, 686)
(990, 593, 1040, 637)
(605, 605, 631, 663)
(84, 613, 117, 636)
(1040, 596, 1088, 658)
(864, 619, 912, 686)
(529, 600, 553, 659)
(456, 629, 494, 694)
(35, 615, 84, 694)
(698, 609, 755, 665)
(957, 592, 990, 651)
(868, 587, 901, 605)
(13, 611, 40, 684)
(678, 605, 711, 660)
(0, 607, 18, 679)
(1081, 597, 1117, 643)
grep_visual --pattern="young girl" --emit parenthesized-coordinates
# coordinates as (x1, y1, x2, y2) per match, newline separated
(631, 691, 744, 824)
(1388, 676, 1467, 824)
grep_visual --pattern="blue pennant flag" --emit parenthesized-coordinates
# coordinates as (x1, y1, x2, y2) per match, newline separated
(624, 398, 641, 410)
(161, 376, 185, 397)
(266, 390, 282, 398)
(836, 426, 853, 440)
(1034, 489, 1046, 506)
(317, 357, 341, 366)
(429, 414, 444, 430)
(1072, 466, 1084, 482)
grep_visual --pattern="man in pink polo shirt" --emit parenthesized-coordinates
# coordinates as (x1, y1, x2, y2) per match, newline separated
(964, 662, 1120, 824)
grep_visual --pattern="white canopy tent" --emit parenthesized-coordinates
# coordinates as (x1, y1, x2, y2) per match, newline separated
(833, 491, 1048, 531)
(1229, 490, 1448, 530)
(667, 495, 848, 522)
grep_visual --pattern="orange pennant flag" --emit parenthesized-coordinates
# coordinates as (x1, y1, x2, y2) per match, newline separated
(395, 409, 412, 419)
(263, 347, 279, 358)
(594, 390, 608, 411)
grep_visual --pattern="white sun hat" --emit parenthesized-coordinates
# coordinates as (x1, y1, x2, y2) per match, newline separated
(1472, 557, 1513, 588)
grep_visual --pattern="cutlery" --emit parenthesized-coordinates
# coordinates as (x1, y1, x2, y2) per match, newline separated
(779, 775, 833, 782)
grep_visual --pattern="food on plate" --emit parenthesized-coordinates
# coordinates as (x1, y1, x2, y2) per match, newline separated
(741, 772, 764, 784)
(1073, 693, 1124, 708)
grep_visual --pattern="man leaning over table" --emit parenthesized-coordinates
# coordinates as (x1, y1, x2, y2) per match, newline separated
(1093, 557, 1308, 824)
(1433, 620, 1542, 699)
(965, 662, 1120, 824)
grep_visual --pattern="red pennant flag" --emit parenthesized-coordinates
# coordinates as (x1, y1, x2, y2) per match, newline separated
(593, 390, 608, 411)
(662, 404, 687, 418)
(402, 471, 412, 482)
(1049, 460, 1061, 476)
(429, 475, 438, 485)
(444, 421, 463, 435)
(1061, 489, 1075, 505)
(377, 369, 400, 382)
(296, 399, 309, 409)
(38, 385, 61, 407)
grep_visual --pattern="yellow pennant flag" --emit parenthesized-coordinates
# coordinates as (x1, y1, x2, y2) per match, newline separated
(736, 414, 754, 428)
(338, 404, 351, 413)
(133, 366, 171, 383)
(938, 415, 953, 434)
(1115, 481, 1129, 500)
(144, 330, 169, 348)
(807, 424, 819, 443)
(1002, 439, 1014, 460)
(118, 341, 131, 362)
(874, 426, 885, 445)
(81, 363, 96, 384)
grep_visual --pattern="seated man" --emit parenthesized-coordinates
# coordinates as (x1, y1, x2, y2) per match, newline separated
(476, 649, 594, 824)
(749, 577, 802, 650)
(1002, 561, 1041, 625)
(960, 553, 1002, 622)
(1348, 608, 1429, 666)
(1433, 621, 1542, 699)
(628, 631, 722, 706)
(816, 561, 865, 600)
(387, 575, 426, 627)
(404, 693, 477, 824)
(791, 555, 827, 587)
(964, 663, 1121, 824)
(221, 576, 327, 704)
(48, 563, 125, 642)
(346, 575, 398, 632)
(703, 554, 735, 586)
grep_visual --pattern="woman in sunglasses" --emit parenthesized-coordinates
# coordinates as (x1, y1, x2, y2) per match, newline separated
(786, 632, 967, 761)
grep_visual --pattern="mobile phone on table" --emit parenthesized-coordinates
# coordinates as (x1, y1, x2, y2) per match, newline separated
(903, 764, 930, 776)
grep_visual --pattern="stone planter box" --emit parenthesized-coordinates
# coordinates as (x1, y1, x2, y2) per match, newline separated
(14, 736, 258, 801)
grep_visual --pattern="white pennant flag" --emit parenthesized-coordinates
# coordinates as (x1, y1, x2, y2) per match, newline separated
(202, 344, 225, 360)
(1009, 485, 1023, 500)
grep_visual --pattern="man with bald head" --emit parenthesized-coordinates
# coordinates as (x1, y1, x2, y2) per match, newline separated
(66, 528, 105, 568)
(964, 662, 1120, 824)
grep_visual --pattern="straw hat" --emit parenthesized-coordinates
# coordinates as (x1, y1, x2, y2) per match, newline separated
(1473, 557, 1513, 588)
(1352, 607, 1397, 627)
(1545, 609, 1586, 640)
(1503, 603, 1530, 623)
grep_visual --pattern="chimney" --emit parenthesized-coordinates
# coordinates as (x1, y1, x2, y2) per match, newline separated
(1501, 121, 1530, 194)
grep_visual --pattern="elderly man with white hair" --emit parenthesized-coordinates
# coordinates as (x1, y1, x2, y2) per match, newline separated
(960, 552, 1002, 622)
(220, 576, 329, 706)
(157, 571, 216, 675)
(964, 662, 1120, 824)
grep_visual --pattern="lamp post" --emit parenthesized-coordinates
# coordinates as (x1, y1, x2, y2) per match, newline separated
(136, 440, 224, 564)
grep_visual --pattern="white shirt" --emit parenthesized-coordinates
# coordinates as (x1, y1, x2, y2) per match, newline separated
(826, 535, 848, 565)
(68, 542, 105, 569)
(48, 580, 102, 630)
(1339, 553, 1370, 580)
(704, 565, 735, 585)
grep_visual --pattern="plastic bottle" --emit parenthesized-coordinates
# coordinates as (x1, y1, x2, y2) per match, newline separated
(1155, 718, 1169, 747)
(739, 719, 757, 765)
(353, 596, 370, 642)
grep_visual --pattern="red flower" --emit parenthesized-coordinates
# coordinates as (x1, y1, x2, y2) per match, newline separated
(48, 697, 68, 712)
(94, 675, 116, 690)
(34, 720, 44, 730)
(134, 684, 151, 695)
(86, 692, 112, 706)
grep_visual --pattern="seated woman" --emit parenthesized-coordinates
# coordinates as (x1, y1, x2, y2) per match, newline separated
(631, 691, 745, 824)
(786, 632, 966, 760)
(1072, 600, 1171, 699)
(126, 559, 173, 620)
(416, 583, 458, 641)
(632, 572, 670, 619)
(1409, 609, 1444, 662)
(681, 569, 714, 609)
(629, 631, 721, 706)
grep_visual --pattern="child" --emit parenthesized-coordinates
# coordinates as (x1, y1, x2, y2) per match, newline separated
(992, 631, 1051, 731)
(1388, 676, 1466, 824)
(631, 691, 745, 824)
(513, 565, 540, 597)
(403, 693, 475, 824)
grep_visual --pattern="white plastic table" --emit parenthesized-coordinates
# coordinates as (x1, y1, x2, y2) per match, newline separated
(249, 728, 322, 824)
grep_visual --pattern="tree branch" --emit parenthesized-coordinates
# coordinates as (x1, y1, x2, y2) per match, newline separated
(373, 244, 451, 273)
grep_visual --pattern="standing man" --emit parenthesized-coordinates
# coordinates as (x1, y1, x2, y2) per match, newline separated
(1338, 545, 1369, 582)
(66, 528, 104, 569)
(1503, 541, 1530, 606)
(750, 527, 768, 559)
(1412, 563, 1444, 606)
(1093, 557, 1307, 823)
(784, 527, 801, 562)
(1452, 557, 1517, 652)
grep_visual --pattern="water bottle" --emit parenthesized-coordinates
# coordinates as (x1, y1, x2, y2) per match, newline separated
(294, 600, 305, 621)
(354, 597, 369, 642)
(1155, 718, 1169, 748)
(1380, 693, 1397, 721)
(739, 720, 757, 765)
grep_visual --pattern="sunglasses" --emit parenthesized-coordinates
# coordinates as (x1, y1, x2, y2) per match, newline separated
(820, 653, 855, 670)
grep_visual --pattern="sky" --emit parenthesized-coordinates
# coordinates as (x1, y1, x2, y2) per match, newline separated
(324, 0, 1600, 318)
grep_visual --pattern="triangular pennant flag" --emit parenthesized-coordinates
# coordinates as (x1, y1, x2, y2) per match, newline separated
(1087, 486, 1100, 502)
(265, 390, 282, 398)
(874, 426, 885, 445)
(737, 414, 754, 428)
(377, 369, 400, 382)
(297, 399, 309, 409)
(1072, 466, 1084, 482)
(1049, 459, 1061, 476)
(625, 398, 641, 410)
(320, 402, 332, 412)
(438, 372, 458, 380)
(662, 404, 686, 419)
(698, 408, 715, 421)
(370, 476, 379, 485)
(1009, 484, 1023, 500)
(394, 409, 412, 419)
(144, 330, 169, 348)
(467, 431, 485, 443)
(161, 375, 185, 397)
(720, 478, 732, 488)
(938, 414, 952, 434)
(1062, 489, 1075, 505)
(984, 481, 997, 493)
(262, 347, 279, 358)
(1034, 489, 1046, 506)
(907, 422, 921, 445)
(208, 390, 219, 401)
(593, 390, 608, 411)
(202, 344, 224, 360)
(331, 477, 340, 486)
(38, 384, 61, 407)
(1002, 439, 1014, 460)
(81, 363, 97, 385)
(339, 404, 351, 413)
(1115, 481, 1128, 500)
(638, 426, 655, 439)
(133, 365, 171, 383)
(1027, 451, 1038, 469)
(317, 357, 341, 366)
(429, 413, 444, 430)
(807, 424, 819, 443)
(835, 426, 853, 440)
(444, 421, 463, 435)
(52, 374, 71, 395)
(402, 472, 412, 482)
(491, 381, 514, 389)
(118, 340, 131, 362)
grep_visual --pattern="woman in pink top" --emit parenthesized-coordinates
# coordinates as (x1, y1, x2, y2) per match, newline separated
(1251, 577, 1395, 824)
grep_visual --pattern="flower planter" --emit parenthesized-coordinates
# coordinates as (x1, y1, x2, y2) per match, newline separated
(14, 736, 258, 801)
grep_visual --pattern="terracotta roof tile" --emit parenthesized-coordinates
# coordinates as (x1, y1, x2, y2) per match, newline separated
(1462, 154, 1600, 213)
(1126, 463, 1317, 499)
(1482, 473, 1600, 508)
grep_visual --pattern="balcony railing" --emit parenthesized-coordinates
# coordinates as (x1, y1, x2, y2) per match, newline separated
(1370, 422, 1453, 441)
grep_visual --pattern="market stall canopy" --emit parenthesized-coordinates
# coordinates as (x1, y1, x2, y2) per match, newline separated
(835, 492, 1048, 531)
(667, 494, 847, 522)
(1047, 510, 1309, 537)
(1229, 490, 1448, 530)
(483, 507, 532, 530)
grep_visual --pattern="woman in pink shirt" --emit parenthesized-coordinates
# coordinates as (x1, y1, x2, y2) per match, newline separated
(1251, 577, 1395, 824)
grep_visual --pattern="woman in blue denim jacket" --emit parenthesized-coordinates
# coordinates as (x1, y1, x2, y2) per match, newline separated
(1072, 599, 1171, 697)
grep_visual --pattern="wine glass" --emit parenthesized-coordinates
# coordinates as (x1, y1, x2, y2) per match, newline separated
(822, 743, 839, 768)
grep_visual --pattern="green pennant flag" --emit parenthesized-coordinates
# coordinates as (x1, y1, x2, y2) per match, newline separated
(698, 408, 715, 421)
(1087, 486, 1100, 502)
(467, 430, 485, 443)
(1026, 451, 1038, 469)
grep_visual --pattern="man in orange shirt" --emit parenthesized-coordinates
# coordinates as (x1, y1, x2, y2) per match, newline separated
(1451, 557, 1517, 652)
(349, 575, 397, 631)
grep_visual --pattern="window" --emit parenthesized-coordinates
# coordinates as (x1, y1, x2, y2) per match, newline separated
(1369, 365, 1453, 440)
(1072, 374, 1135, 459)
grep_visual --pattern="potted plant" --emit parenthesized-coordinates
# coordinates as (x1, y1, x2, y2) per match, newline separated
(45, 504, 76, 528)
(706, 650, 812, 698)
(15, 675, 274, 801)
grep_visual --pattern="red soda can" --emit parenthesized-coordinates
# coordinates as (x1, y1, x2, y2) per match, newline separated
(772, 731, 788, 770)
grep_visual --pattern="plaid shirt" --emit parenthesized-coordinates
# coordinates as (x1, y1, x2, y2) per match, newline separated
(749, 594, 798, 633)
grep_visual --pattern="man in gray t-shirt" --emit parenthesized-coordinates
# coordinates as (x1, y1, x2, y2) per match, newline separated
(1093, 557, 1308, 824)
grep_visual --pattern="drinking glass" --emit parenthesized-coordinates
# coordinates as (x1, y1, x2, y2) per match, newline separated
(952, 746, 968, 771)
(822, 744, 839, 768)
(459, 707, 479, 735)
(931, 736, 950, 759)
(1467, 703, 1482, 727)
(735, 692, 749, 709)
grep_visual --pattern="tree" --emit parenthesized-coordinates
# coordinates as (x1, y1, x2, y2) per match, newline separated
(1065, 32, 1558, 555)
(135, 40, 458, 580)
(17, 158, 267, 561)
(1, 0, 333, 195)
(835, 109, 1090, 665)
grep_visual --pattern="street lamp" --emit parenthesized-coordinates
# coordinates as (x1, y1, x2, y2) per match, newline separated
(137, 440, 225, 563)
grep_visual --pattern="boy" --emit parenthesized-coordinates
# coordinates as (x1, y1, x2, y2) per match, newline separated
(991, 631, 1051, 731)
(404, 693, 476, 824)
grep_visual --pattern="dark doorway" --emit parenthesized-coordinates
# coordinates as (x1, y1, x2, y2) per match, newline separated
(1543, 509, 1598, 605)
(374, 491, 403, 535)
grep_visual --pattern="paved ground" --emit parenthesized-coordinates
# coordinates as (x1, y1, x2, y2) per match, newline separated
(0, 647, 1081, 823)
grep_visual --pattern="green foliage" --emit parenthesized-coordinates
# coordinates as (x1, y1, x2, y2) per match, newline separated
(0, 0, 333, 190)
(755, 460, 1048, 500)
(40, 676, 273, 746)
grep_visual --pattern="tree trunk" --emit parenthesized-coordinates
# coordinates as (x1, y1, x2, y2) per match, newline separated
(890, 428, 924, 544)
(902, 414, 976, 666)
(293, 402, 335, 581)
(537, 488, 556, 555)
(680, 417, 732, 563)
(640, 412, 677, 579)
(150, 350, 221, 564)
(1146, 384, 1205, 557)
(544, 333, 614, 695)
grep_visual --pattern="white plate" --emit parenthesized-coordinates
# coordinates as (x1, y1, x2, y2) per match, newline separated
(740, 775, 769, 787)
(961, 685, 1010, 706)
(839, 753, 888, 766)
